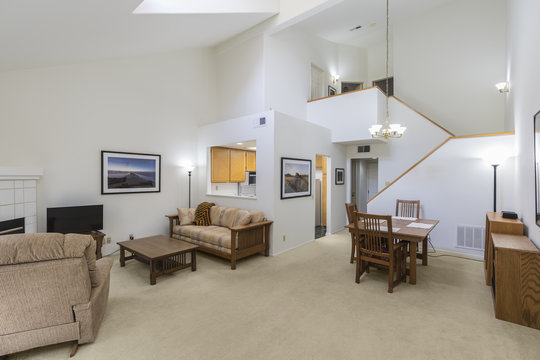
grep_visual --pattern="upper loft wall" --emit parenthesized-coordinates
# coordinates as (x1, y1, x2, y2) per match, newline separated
(393, 0, 507, 135)
(216, 34, 266, 121)
(264, 28, 369, 120)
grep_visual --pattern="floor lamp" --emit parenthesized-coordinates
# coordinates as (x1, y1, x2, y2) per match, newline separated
(491, 164, 499, 212)
(185, 165, 194, 208)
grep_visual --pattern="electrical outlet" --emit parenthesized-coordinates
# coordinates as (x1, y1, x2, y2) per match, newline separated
(106, 236, 111, 244)
(282, 235, 286, 242)
(215, 185, 218, 190)
(129, 234, 134, 240)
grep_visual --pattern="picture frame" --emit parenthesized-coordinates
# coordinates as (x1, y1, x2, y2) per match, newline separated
(101, 151, 161, 194)
(335, 168, 345, 185)
(281, 157, 312, 199)
(328, 85, 337, 96)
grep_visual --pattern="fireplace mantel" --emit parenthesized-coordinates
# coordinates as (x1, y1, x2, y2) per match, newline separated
(0, 167, 43, 180)
(0, 167, 43, 233)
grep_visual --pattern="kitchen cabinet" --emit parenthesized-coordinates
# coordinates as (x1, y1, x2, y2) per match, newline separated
(245, 151, 256, 172)
(211, 147, 246, 183)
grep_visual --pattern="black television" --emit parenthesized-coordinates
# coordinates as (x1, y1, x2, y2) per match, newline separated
(47, 205, 103, 234)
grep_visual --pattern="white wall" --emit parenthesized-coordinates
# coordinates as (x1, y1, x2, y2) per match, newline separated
(273, 111, 346, 255)
(367, 40, 393, 86)
(216, 34, 266, 120)
(0, 49, 217, 253)
(345, 97, 453, 190)
(393, 0, 507, 136)
(368, 135, 516, 257)
(306, 87, 386, 142)
(338, 44, 367, 87)
(507, 0, 540, 247)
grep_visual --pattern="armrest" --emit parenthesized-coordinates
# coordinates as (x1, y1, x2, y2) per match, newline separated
(73, 257, 113, 344)
(166, 214, 179, 237)
(230, 220, 273, 232)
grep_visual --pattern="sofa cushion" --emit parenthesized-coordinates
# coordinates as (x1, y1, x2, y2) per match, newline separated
(177, 208, 195, 225)
(249, 211, 265, 224)
(194, 202, 214, 226)
(233, 210, 252, 227)
(210, 207, 240, 228)
(173, 225, 233, 249)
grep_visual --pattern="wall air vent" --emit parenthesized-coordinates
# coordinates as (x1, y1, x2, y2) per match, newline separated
(253, 117, 267, 128)
(357, 145, 371, 153)
(457, 224, 485, 250)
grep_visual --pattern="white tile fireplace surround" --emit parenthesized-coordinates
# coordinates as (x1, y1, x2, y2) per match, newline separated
(0, 167, 43, 233)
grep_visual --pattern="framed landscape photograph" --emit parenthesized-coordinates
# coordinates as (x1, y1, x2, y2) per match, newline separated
(281, 157, 311, 199)
(101, 151, 161, 194)
(335, 168, 345, 185)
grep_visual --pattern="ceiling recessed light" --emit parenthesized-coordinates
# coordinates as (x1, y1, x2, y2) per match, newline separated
(247, 147, 256, 150)
(349, 25, 362, 31)
(236, 142, 243, 145)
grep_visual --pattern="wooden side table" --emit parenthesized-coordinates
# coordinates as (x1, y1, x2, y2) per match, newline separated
(89, 231, 105, 259)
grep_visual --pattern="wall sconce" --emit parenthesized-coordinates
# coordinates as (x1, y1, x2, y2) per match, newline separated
(332, 74, 340, 84)
(495, 82, 509, 93)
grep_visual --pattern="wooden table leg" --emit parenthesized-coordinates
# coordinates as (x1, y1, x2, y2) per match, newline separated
(409, 242, 417, 285)
(120, 246, 125, 267)
(191, 250, 197, 271)
(150, 260, 157, 285)
(422, 238, 428, 266)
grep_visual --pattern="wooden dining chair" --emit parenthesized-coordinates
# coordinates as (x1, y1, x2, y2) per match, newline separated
(395, 199, 420, 218)
(353, 212, 407, 293)
(396, 199, 430, 266)
(345, 203, 359, 263)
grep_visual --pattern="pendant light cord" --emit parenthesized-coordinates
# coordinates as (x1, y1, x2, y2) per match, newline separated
(385, 0, 390, 126)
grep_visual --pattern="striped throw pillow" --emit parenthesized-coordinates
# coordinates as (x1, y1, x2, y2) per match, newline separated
(194, 202, 215, 226)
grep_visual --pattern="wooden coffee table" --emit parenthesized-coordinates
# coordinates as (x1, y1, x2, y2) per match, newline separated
(118, 235, 198, 285)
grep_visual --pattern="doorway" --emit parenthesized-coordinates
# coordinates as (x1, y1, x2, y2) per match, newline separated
(351, 159, 378, 212)
(310, 64, 325, 100)
(315, 155, 328, 239)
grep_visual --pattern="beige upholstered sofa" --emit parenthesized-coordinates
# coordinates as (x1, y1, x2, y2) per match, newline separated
(166, 206, 272, 269)
(0, 233, 113, 357)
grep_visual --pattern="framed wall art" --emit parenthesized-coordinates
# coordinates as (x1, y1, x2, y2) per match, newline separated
(101, 151, 161, 194)
(335, 168, 345, 185)
(281, 157, 311, 199)
(328, 85, 337, 96)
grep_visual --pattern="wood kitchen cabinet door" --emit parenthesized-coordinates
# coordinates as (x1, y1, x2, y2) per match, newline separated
(229, 149, 246, 182)
(245, 151, 256, 171)
(211, 147, 230, 183)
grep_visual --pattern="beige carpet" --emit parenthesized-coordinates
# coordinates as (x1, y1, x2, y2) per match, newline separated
(9, 230, 540, 360)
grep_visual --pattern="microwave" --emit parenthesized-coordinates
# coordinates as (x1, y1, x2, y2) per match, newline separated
(246, 172, 256, 185)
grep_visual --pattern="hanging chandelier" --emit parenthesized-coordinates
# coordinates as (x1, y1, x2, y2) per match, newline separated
(368, 0, 406, 139)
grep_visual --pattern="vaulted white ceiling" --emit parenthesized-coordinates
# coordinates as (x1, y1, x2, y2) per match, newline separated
(0, 0, 277, 71)
(293, 0, 455, 48)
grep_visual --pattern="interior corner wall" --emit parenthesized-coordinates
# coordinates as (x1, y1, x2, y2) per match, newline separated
(507, 0, 540, 247)
(0, 49, 217, 253)
(273, 111, 346, 255)
(393, 0, 507, 136)
(216, 34, 266, 121)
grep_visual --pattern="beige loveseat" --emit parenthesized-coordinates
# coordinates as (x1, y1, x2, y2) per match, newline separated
(166, 206, 273, 269)
(0, 233, 113, 357)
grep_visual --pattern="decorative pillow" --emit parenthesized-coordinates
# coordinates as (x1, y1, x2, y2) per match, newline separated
(233, 210, 252, 227)
(249, 211, 265, 224)
(177, 208, 195, 226)
(194, 202, 215, 226)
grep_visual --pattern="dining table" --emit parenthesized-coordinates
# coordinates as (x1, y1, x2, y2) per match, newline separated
(345, 216, 439, 284)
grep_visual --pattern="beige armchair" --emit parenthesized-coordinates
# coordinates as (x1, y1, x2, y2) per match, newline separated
(0, 233, 113, 357)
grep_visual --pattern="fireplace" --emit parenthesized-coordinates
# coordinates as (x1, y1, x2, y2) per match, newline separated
(0, 166, 43, 234)
(0, 217, 25, 235)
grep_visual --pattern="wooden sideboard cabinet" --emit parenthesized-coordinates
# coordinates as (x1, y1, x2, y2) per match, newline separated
(491, 233, 540, 329)
(484, 212, 523, 285)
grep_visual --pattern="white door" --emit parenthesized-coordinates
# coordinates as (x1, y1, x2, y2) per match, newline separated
(367, 160, 379, 201)
(310, 64, 324, 100)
